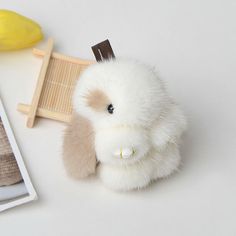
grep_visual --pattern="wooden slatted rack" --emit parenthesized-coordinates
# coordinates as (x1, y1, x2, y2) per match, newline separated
(17, 38, 94, 127)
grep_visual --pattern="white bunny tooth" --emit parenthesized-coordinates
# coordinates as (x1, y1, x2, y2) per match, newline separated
(122, 154, 131, 159)
(113, 149, 121, 157)
(113, 148, 134, 159)
(122, 148, 133, 157)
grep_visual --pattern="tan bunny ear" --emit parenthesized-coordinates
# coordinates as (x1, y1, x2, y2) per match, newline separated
(63, 113, 96, 179)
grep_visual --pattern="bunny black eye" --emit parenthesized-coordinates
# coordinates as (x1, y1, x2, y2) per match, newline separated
(107, 104, 114, 114)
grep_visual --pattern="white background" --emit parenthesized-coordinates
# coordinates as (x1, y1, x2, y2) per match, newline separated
(0, 0, 236, 235)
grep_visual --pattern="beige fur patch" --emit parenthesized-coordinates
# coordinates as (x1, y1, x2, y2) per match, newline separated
(85, 89, 110, 111)
(63, 113, 96, 179)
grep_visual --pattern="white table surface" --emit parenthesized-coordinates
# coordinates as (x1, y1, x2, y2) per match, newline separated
(0, 0, 236, 235)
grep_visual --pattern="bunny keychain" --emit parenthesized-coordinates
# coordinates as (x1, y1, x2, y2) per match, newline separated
(63, 41, 187, 191)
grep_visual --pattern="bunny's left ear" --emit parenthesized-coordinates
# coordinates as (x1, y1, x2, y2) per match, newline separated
(92, 39, 115, 61)
(63, 113, 96, 179)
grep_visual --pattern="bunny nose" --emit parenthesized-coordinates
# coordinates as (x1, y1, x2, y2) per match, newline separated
(113, 148, 136, 159)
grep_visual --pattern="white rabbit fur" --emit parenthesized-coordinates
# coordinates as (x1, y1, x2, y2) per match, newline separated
(63, 58, 187, 191)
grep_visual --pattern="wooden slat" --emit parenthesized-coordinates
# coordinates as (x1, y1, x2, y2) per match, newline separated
(33, 48, 94, 65)
(18, 103, 71, 123)
(26, 38, 54, 128)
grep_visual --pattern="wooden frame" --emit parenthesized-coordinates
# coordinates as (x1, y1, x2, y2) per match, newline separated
(0, 97, 36, 211)
(17, 38, 94, 128)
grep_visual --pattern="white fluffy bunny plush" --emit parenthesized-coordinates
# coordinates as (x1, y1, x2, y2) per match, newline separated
(63, 59, 187, 191)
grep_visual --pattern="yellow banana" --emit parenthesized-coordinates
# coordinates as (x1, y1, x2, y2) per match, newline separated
(0, 9, 43, 51)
